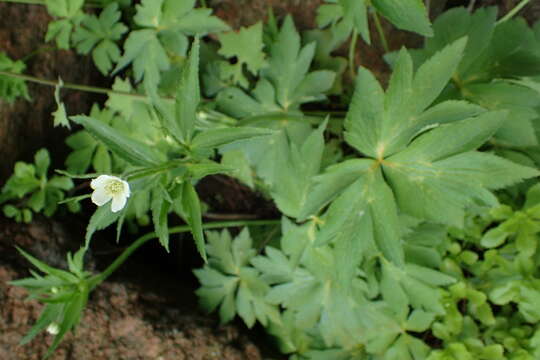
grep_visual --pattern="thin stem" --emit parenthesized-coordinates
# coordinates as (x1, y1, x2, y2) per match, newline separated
(89, 219, 281, 288)
(348, 29, 358, 80)
(497, 0, 531, 24)
(373, 12, 389, 53)
(0, 0, 103, 7)
(0, 70, 170, 102)
(21, 46, 55, 62)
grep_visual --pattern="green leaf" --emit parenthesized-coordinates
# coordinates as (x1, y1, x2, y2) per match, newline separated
(218, 22, 266, 79)
(19, 304, 63, 345)
(462, 82, 540, 147)
(261, 15, 334, 110)
(343, 67, 385, 158)
(52, 79, 69, 128)
(72, 115, 162, 167)
(85, 205, 122, 248)
(114, 0, 227, 95)
(0, 52, 30, 103)
(372, 0, 432, 36)
(45, 0, 84, 18)
(45, 292, 87, 358)
(151, 187, 171, 252)
(114, 29, 169, 95)
(176, 38, 199, 144)
(271, 123, 326, 218)
(194, 229, 280, 327)
(300, 159, 374, 219)
(34, 148, 51, 178)
(339, 0, 369, 43)
(191, 127, 275, 151)
(385, 128, 539, 227)
(411, 37, 467, 113)
(15, 247, 78, 283)
(72, 3, 128, 75)
(182, 181, 206, 261)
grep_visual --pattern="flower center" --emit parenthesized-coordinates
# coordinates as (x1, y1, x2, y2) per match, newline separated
(104, 179, 124, 196)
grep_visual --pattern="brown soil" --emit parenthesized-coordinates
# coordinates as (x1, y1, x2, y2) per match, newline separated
(0, 217, 278, 360)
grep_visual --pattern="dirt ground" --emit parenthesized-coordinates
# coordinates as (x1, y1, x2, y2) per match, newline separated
(0, 218, 277, 360)
(1, 0, 539, 359)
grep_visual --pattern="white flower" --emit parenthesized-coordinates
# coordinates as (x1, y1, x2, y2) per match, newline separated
(90, 175, 130, 213)
(46, 322, 60, 335)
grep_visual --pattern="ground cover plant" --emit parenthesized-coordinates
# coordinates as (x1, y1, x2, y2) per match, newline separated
(1, 0, 540, 359)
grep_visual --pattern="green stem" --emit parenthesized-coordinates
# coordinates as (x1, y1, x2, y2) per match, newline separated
(0, 70, 170, 101)
(0, 0, 102, 7)
(21, 46, 55, 62)
(373, 12, 389, 53)
(348, 29, 358, 80)
(88, 219, 280, 288)
(497, 0, 531, 24)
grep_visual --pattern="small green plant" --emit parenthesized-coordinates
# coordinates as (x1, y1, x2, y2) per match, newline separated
(0, 51, 29, 103)
(1, 149, 73, 223)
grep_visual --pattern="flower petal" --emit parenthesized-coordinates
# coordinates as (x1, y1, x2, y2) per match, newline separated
(110, 194, 127, 212)
(90, 175, 114, 190)
(91, 187, 111, 206)
(121, 179, 131, 197)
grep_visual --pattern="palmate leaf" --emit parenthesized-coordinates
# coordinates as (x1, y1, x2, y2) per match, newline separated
(0, 52, 29, 103)
(345, 37, 470, 159)
(194, 229, 281, 327)
(72, 3, 128, 75)
(261, 16, 335, 111)
(44, 0, 84, 49)
(462, 82, 540, 147)
(269, 122, 326, 218)
(252, 220, 397, 349)
(114, 0, 228, 95)
(383, 113, 540, 227)
(318, 0, 431, 45)
(218, 22, 266, 86)
(301, 41, 538, 273)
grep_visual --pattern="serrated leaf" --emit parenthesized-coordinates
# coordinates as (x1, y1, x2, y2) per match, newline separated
(175, 38, 200, 144)
(72, 3, 128, 75)
(271, 122, 326, 218)
(372, 0, 432, 36)
(0, 52, 30, 103)
(85, 204, 122, 248)
(114, 0, 227, 95)
(52, 79, 69, 128)
(45, 0, 84, 18)
(182, 181, 206, 261)
(152, 187, 171, 251)
(384, 120, 540, 227)
(346, 38, 468, 158)
(114, 29, 169, 96)
(72, 115, 162, 167)
(261, 16, 334, 110)
(218, 22, 266, 76)
(462, 82, 540, 147)
(339, 0, 369, 43)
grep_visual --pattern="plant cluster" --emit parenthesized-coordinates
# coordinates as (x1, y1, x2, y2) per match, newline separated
(1, 0, 540, 359)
